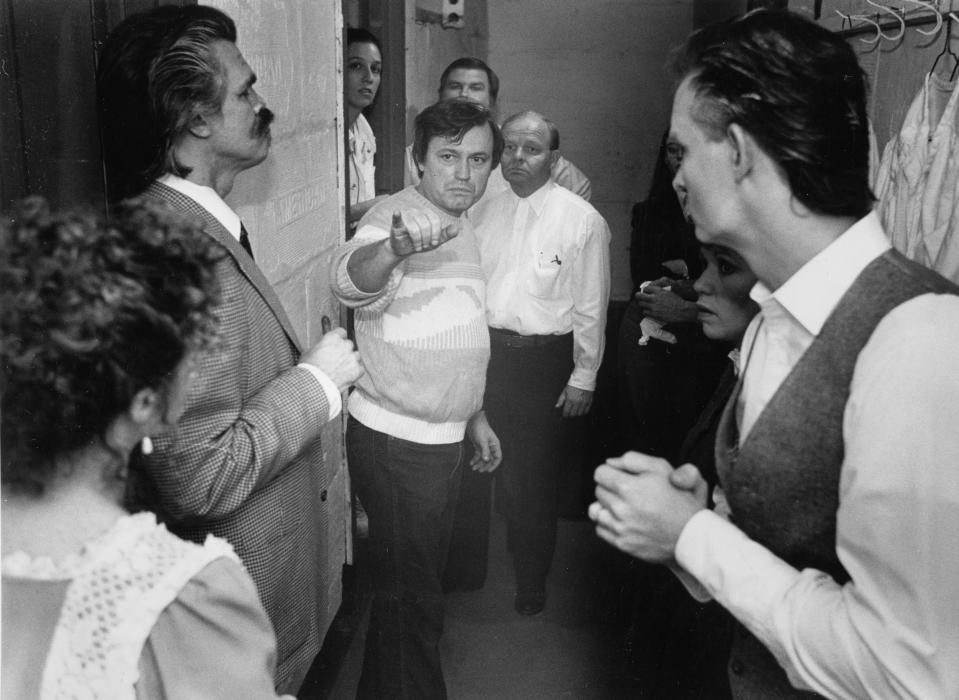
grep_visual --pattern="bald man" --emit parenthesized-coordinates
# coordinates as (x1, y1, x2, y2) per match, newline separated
(471, 111, 610, 614)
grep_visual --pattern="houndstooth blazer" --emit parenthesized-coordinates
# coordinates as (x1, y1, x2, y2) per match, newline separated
(129, 181, 332, 694)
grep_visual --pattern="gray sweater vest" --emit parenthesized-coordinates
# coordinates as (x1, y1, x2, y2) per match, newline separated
(714, 250, 959, 699)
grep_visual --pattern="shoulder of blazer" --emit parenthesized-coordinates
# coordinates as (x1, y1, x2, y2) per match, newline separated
(144, 181, 303, 352)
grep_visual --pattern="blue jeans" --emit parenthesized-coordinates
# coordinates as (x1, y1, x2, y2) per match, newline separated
(348, 418, 464, 700)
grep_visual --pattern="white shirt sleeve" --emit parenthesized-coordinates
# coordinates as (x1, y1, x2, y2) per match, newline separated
(675, 294, 959, 699)
(568, 212, 611, 391)
(296, 363, 342, 421)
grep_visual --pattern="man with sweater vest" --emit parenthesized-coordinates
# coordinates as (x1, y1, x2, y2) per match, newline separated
(330, 99, 503, 700)
(591, 10, 959, 699)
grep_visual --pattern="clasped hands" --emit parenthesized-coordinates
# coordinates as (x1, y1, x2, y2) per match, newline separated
(590, 452, 708, 564)
(634, 276, 699, 325)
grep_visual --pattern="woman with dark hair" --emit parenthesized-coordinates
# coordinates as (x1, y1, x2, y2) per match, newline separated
(1, 198, 292, 699)
(617, 131, 728, 464)
(622, 242, 759, 700)
(347, 27, 388, 224)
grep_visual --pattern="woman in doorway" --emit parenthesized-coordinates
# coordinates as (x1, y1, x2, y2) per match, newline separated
(1, 197, 293, 699)
(347, 27, 388, 225)
(623, 242, 759, 700)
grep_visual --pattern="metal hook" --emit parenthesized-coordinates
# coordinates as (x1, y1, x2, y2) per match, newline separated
(865, 0, 906, 40)
(900, 0, 944, 35)
(850, 14, 884, 43)
(835, 9, 854, 31)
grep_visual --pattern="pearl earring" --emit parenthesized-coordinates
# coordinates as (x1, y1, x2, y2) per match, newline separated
(141, 436, 154, 455)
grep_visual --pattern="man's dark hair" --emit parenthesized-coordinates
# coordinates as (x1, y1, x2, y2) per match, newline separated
(671, 9, 873, 218)
(0, 197, 222, 495)
(438, 57, 500, 105)
(347, 27, 382, 52)
(412, 100, 504, 173)
(97, 6, 237, 199)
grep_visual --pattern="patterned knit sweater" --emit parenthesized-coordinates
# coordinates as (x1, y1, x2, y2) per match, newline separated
(331, 186, 490, 444)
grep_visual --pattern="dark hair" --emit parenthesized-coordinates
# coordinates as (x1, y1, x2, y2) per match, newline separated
(347, 27, 382, 53)
(648, 130, 684, 209)
(438, 57, 500, 105)
(97, 6, 237, 199)
(0, 197, 222, 494)
(670, 9, 873, 218)
(500, 111, 560, 150)
(412, 100, 504, 172)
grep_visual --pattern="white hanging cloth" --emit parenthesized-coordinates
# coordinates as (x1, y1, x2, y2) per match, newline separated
(875, 73, 959, 283)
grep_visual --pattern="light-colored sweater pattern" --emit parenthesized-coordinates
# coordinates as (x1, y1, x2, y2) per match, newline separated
(330, 186, 490, 444)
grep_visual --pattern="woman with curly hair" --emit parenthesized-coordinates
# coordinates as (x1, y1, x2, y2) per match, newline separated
(1, 197, 293, 699)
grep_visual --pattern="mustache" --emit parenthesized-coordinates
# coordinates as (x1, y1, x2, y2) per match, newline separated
(254, 107, 275, 136)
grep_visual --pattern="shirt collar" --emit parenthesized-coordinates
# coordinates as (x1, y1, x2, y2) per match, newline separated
(749, 211, 891, 336)
(513, 179, 553, 215)
(158, 173, 242, 240)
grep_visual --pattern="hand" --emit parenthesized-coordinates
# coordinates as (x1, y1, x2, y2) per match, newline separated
(668, 463, 709, 506)
(467, 410, 502, 472)
(300, 328, 363, 392)
(555, 385, 593, 417)
(661, 259, 689, 278)
(389, 210, 460, 257)
(634, 282, 699, 325)
(590, 451, 706, 563)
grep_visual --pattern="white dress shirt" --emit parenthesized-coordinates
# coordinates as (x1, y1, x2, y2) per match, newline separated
(675, 212, 959, 698)
(472, 181, 611, 391)
(158, 174, 341, 420)
(348, 114, 376, 206)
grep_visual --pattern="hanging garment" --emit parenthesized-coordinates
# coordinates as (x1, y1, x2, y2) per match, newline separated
(875, 73, 959, 282)
(921, 76, 959, 282)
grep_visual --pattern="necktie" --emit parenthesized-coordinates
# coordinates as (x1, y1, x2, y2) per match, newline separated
(239, 223, 255, 261)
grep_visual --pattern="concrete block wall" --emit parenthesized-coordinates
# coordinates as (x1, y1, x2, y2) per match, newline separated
(488, 0, 694, 300)
(205, 0, 350, 640)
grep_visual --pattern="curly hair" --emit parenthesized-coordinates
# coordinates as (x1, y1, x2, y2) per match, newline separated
(97, 6, 236, 199)
(0, 196, 222, 494)
(411, 100, 504, 175)
(670, 9, 873, 218)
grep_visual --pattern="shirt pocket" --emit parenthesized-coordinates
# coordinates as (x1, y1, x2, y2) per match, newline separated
(526, 248, 565, 299)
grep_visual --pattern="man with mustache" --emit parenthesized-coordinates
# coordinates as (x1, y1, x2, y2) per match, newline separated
(97, 6, 362, 693)
(471, 111, 611, 615)
(330, 99, 503, 699)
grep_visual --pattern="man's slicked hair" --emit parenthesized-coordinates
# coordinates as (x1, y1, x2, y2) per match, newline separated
(671, 9, 873, 218)
(97, 6, 236, 200)
(412, 100, 504, 174)
(438, 57, 500, 105)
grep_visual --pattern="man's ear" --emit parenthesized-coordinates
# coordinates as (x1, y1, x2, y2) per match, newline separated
(549, 150, 560, 169)
(726, 123, 754, 182)
(188, 109, 213, 139)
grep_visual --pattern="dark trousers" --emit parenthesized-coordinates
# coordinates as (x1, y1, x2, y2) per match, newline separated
(486, 330, 574, 594)
(617, 303, 727, 464)
(442, 447, 493, 591)
(347, 418, 464, 700)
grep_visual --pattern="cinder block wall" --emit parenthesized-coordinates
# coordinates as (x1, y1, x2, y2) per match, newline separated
(205, 0, 350, 639)
(488, 0, 694, 300)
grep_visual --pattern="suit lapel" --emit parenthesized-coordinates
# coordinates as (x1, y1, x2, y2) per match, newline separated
(145, 182, 303, 352)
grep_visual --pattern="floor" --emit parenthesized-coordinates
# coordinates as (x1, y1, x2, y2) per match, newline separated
(303, 509, 643, 700)
(441, 514, 640, 700)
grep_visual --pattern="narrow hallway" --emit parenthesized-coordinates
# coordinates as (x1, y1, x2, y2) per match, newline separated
(441, 513, 640, 699)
